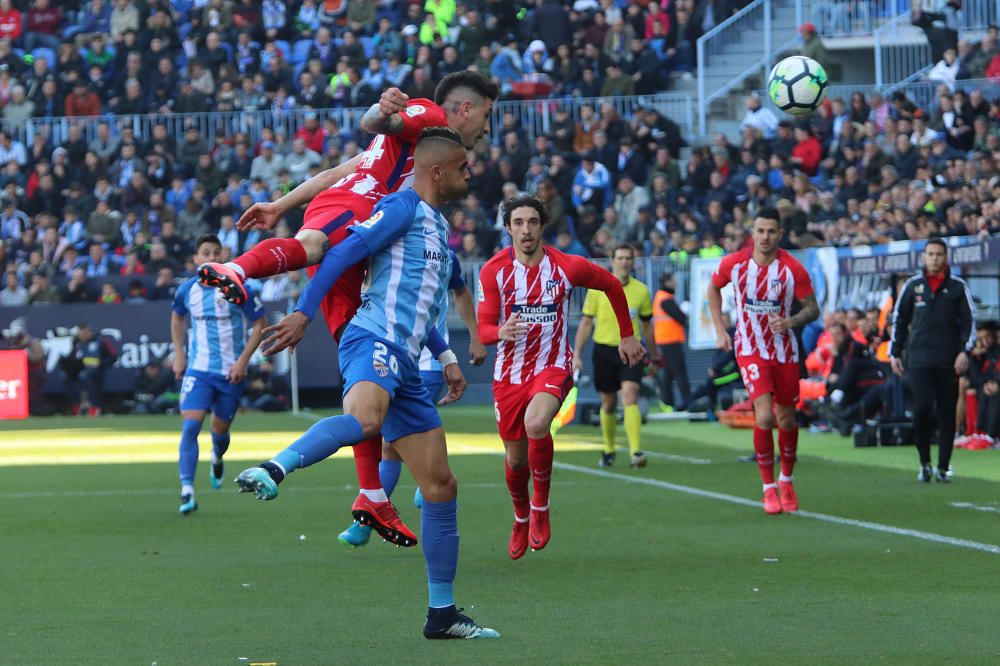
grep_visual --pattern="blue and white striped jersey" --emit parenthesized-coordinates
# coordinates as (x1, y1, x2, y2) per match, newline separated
(418, 251, 465, 372)
(349, 189, 451, 362)
(172, 278, 266, 375)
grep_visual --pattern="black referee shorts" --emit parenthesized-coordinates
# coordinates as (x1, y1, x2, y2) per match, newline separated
(592, 343, 644, 394)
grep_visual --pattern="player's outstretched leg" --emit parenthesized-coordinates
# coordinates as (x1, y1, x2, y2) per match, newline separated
(209, 430, 230, 490)
(178, 418, 201, 514)
(234, 413, 366, 500)
(199, 237, 310, 305)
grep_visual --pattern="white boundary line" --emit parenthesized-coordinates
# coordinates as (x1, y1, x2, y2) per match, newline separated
(555, 461, 1000, 556)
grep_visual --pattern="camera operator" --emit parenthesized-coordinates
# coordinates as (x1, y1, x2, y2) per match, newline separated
(59, 322, 119, 417)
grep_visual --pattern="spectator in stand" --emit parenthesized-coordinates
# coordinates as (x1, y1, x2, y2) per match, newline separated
(0, 268, 26, 305)
(928, 48, 961, 92)
(740, 92, 779, 140)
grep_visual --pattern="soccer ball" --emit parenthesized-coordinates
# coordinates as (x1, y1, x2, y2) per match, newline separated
(767, 56, 828, 116)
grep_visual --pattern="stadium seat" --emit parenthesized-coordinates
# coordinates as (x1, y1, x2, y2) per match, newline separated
(360, 36, 375, 60)
(31, 47, 56, 71)
(274, 40, 292, 61)
(291, 39, 313, 66)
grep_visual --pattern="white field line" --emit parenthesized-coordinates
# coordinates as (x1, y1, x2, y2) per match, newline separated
(555, 461, 1000, 556)
(950, 501, 1000, 514)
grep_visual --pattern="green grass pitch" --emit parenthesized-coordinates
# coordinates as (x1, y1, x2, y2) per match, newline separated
(2, 407, 999, 664)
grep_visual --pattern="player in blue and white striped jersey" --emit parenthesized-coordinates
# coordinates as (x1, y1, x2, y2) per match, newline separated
(235, 128, 501, 640)
(171, 234, 267, 514)
(338, 249, 487, 545)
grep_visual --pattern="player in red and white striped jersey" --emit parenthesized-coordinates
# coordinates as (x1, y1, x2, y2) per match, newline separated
(707, 208, 819, 515)
(478, 196, 644, 559)
(197, 72, 498, 549)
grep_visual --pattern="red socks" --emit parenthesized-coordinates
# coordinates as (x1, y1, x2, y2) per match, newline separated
(232, 238, 308, 278)
(505, 461, 530, 520)
(528, 435, 554, 509)
(778, 427, 798, 478)
(753, 426, 775, 485)
(352, 436, 383, 490)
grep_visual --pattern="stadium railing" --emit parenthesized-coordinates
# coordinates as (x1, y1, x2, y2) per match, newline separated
(697, 0, 804, 136)
(0, 92, 695, 151)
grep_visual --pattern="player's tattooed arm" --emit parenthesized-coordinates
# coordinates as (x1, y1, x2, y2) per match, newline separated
(771, 293, 820, 332)
(360, 105, 406, 135)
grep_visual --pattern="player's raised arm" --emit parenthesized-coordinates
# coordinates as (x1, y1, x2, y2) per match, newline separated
(562, 255, 644, 366)
(359, 87, 410, 135)
(237, 153, 364, 231)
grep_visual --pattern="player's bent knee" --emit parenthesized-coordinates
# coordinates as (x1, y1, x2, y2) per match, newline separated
(296, 230, 329, 264)
(523, 415, 550, 439)
(421, 473, 457, 503)
(756, 413, 776, 430)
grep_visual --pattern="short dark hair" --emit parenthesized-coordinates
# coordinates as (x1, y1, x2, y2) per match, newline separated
(755, 207, 781, 227)
(419, 126, 464, 146)
(502, 195, 550, 228)
(195, 233, 222, 250)
(612, 243, 635, 258)
(434, 71, 500, 105)
(925, 237, 947, 251)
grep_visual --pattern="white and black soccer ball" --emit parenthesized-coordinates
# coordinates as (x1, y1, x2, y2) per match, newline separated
(767, 55, 829, 116)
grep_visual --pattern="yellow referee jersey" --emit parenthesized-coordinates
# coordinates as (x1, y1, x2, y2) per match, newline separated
(581, 277, 652, 346)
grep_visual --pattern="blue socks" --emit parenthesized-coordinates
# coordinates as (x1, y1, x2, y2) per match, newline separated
(211, 431, 230, 459)
(421, 498, 458, 609)
(272, 414, 365, 475)
(380, 459, 402, 497)
(178, 419, 202, 485)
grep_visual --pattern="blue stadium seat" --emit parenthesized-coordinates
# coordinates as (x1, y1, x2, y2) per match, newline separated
(360, 36, 375, 60)
(291, 39, 313, 66)
(274, 40, 292, 61)
(31, 47, 56, 70)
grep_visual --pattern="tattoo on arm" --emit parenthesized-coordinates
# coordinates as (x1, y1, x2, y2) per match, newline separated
(360, 105, 404, 135)
(789, 293, 820, 329)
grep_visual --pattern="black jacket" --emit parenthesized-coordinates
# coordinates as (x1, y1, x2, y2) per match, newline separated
(889, 268, 975, 369)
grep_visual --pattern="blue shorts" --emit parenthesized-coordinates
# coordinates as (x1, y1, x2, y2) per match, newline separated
(420, 370, 445, 403)
(179, 369, 244, 422)
(339, 325, 442, 443)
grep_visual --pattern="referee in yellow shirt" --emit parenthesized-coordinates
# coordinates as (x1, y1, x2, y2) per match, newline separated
(573, 244, 662, 468)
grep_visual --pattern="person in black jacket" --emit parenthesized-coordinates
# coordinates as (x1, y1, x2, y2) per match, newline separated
(889, 238, 976, 482)
(966, 323, 999, 439)
(59, 322, 119, 417)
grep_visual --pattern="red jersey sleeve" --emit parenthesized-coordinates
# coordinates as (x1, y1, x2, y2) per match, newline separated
(396, 99, 449, 143)
(476, 258, 502, 345)
(711, 253, 738, 289)
(787, 254, 814, 300)
(561, 253, 635, 338)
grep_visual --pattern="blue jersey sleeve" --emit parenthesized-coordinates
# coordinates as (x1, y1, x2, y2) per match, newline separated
(294, 233, 370, 320)
(347, 192, 419, 256)
(448, 251, 465, 291)
(172, 278, 193, 316)
(242, 283, 266, 321)
(426, 326, 450, 358)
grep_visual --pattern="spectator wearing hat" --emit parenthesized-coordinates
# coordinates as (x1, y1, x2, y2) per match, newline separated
(799, 21, 832, 66)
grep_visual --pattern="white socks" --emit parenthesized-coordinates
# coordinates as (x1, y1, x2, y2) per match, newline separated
(361, 488, 388, 503)
(181, 483, 195, 497)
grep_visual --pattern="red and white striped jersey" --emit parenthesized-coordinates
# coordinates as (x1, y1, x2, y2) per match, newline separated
(711, 248, 813, 363)
(479, 246, 629, 384)
(330, 99, 448, 204)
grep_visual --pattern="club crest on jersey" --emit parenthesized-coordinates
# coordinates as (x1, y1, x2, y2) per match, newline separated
(545, 278, 563, 299)
(770, 278, 781, 291)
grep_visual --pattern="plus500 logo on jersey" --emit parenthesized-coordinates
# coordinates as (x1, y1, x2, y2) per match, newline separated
(512, 303, 558, 324)
(744, 298, 781, 315)
(0, 350, 29, 419)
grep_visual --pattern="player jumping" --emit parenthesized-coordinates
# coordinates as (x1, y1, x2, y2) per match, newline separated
(477, 196, 644, 559)
(200, 72, 498, 545)
(170, 234, 266, 514)
(706, 208, 818, 514)
(235, 128, 500, 639)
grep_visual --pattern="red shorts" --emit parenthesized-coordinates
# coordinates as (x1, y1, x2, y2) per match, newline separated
(493, 367, 574, 441)
(302, 189, 376, 340)
(737, 355, 800, 406)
